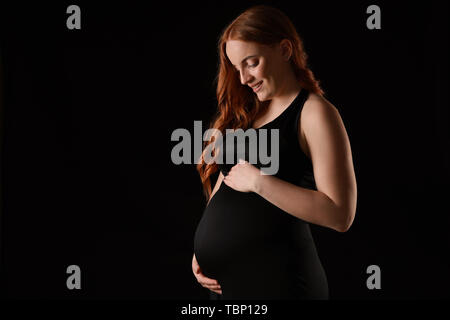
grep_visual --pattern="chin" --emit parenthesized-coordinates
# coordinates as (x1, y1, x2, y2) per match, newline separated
(256, 92, 270, 102)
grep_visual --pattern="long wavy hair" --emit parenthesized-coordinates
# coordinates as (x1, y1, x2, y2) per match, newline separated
(196, 4, 324, 200)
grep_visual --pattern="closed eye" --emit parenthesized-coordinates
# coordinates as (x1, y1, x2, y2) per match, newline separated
(234, 61, 259, 73)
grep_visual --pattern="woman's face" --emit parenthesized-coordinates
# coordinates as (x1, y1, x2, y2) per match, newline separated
(225, 39, 290, 101)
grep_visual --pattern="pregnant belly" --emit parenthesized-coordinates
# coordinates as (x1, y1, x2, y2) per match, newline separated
(193, 182, 291, 279)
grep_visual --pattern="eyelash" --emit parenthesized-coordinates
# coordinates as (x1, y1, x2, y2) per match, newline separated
(235, 62, 258, 73)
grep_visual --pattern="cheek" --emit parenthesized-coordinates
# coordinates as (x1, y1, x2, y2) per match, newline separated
(257, 68, 272, 90)
(254, 67, 270, 84)
(257, 63, 272, 82)
(257, 65, 268, 79)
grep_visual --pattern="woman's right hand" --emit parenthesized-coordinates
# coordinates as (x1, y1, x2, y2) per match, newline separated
(192, 253, 222, 295)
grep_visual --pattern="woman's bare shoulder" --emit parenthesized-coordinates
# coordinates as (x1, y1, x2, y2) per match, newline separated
(303, 93, 337, 115)
(301, 93, 340, 128)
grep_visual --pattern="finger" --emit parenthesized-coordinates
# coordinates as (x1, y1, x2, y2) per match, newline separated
(197, 274, 219, 286)
(211, 289, 223, 295)
(204, 286, 222, 291)
(202, 283, 221, 290)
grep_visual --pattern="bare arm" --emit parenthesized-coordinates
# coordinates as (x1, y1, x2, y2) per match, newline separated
(253, 95, 357, 232)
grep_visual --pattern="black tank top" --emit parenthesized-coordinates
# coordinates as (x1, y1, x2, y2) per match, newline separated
(194, 88, 329, 300)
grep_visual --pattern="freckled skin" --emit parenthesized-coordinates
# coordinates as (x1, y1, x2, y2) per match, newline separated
(225, 40, 292, 99)
(225, 39, 304, 127)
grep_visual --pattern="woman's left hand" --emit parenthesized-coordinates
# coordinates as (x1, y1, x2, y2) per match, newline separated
(223, 159, 261, 193)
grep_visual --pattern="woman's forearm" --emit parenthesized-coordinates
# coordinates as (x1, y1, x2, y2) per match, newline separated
(253, 174, 350, 232)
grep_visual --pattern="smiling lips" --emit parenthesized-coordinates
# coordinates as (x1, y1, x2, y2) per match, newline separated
(251, 81, 263, 92)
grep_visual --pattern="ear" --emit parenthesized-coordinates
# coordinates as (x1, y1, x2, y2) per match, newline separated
(279, 39, 293, 61)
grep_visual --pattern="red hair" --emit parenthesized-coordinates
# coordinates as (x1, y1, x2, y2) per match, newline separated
(196, 4, 324, 200)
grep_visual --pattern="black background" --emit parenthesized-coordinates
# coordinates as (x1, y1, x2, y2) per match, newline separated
(0, 1, 449, 300)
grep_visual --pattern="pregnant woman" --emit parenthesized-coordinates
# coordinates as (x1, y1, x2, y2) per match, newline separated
(193, 5, 357, 300)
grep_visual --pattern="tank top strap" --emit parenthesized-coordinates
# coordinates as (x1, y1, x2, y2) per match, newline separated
(275, 88, 316, 190)
(276, 88, 310, 146)
(292, 88, 310, 139)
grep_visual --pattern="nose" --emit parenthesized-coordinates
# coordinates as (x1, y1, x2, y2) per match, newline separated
(239, 69, 253, 85)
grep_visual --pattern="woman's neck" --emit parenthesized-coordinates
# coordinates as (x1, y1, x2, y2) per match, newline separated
(267, 80, 303, 113)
